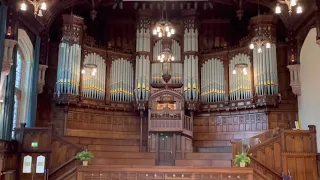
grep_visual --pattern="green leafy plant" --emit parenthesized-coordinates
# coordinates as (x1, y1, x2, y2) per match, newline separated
(234, 152, 251, 166)
(76, 150, 93, 161)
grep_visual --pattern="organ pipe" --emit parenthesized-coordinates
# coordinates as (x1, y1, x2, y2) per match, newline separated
(82, 53, 106, 100)
(56, 43, 81, 96)
(229, 53, 252, 101)
(135, 20, 151, 101)
(253, 44, 278, 96)
(183, 25, 199, 101)
(110, 58, 134, 102)
(152, 39, 182, 84)
(200, 58, 224, 102)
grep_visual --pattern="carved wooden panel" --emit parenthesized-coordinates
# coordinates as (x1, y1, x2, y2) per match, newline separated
(194, 113, 267, 134)
(67, 110, 140, 133)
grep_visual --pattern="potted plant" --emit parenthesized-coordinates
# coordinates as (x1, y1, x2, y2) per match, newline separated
(76, 150, 93, 166)
(234, 152, 251, 167)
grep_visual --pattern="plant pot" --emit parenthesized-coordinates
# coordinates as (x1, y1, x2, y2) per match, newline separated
(83, 161, 88, 166)
(240, 162, 246, 167)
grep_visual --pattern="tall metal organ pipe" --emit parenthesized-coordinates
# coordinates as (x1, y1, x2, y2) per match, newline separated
(200, 58, 224, 102)
(110, 58, 134, 102)
(253, 44, 278, 95)
(229, 53, 252, 101)
(135, 22, 151, 101)
(82, 53, 106, 100)
(152, 39, 182, 84)
(56, 43, 81, 96)
(183, 26, 199, 101)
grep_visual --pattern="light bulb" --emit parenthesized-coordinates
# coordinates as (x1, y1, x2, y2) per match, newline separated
(158, 32, 162, 38)
(243, 68, 247, 72)
(249, 43, 254, 49)
(157, 55, 161, 61)
(81, 69, 85, 74)
(275, 4, 281, 14)
(38, 9, 43, 17)
(171, 56, 175, 61)
(20, 2, 27, 11)
(232, 69, 236, 75)
(160, 59, 164, 63)
(93, 68, 97, 72)
(156, 26, 160, 32)
(91, 71, 96, 76)
(41, 2, 47, 10)
(266, 43, 271, 49)
(291, 0, 297, 6)
(167, 32, 171, 37)
(162, 54, 165, 58)
(258, 47, 262, 53)
(170, 28, 175, 34)
(165, 26, 169, 32)
(297, 5, 302, 14)
(243, 71, 248, 75)
(153, 29, 157, 35)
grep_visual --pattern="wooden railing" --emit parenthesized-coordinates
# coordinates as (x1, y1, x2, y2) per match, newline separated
(183, 115, 193, 137)
(232, 125, 318, 180)
(48, 157, 80, 180)
(250, 156, 282, 180)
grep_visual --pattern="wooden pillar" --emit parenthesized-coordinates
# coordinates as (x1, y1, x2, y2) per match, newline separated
(105, 58, 111, 102)
(139, 110, 143, 152)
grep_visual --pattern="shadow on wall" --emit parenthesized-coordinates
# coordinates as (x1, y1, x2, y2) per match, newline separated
(299, 28, 320, 153)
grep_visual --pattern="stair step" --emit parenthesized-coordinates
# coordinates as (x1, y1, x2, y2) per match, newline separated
(90, 158, 156, 166)
(92, 151, 155, 159)
(88, 145, 140, 152)
(184, 153, 232, 160)
(193, 140, 232, 147)
(67, 137, 140, 146)
(197, 146, 232, 153)
(175, 160, 232, 167)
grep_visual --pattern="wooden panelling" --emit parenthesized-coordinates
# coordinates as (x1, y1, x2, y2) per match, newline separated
(76, 166, 254, 180)
(194, 131, 262, 141)
(65, 129, 140, 139)
(193, 140, 232, 147)
(67, 111, 140, 132)
(66, 137, 140, 146)
(194, 113, 267, 134)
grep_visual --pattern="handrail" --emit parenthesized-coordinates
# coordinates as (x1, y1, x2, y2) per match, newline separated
(253, 169, 273, 180)
(49, 157, 77, 175)
(49, 157, 80, 179)
(250, 156, 282, 179)
(248, 134, 281, 153)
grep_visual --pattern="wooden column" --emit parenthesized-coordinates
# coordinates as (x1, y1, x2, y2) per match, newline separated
(105, 57, 111, 102)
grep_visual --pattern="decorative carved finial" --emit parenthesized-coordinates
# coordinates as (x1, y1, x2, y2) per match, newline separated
(236, 9, 244, 20)
(287, 64, 301, 96)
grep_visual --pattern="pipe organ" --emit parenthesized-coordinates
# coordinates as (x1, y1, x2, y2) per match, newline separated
(183, 17, 199, 101)
(152, 39, 182, 84)
(56, 15, 84, 97)
(82, 53, 106, 100)
(229, 53, 252, 101)
(201, 58, 224, 102)
(135, 18, 151, 101)
(135, 56, 150, 101)
(110, 58, 134, 102)
(253, 44, 278, 96)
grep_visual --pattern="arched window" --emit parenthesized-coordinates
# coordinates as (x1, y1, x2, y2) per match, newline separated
(12, 51, 22, 135)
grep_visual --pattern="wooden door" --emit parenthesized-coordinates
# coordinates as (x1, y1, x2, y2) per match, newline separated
(157, 133, 175, 166)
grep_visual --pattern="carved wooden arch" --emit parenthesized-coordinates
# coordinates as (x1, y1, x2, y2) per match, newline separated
(148, 89, 185, 110)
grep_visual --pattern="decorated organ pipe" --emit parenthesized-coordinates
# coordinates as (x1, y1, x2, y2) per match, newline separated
(152, 39, 182, 84)
(183, 16, 199, 101)
(253, 44, 278, 95)
(201, 58, 224, 102)
(110, 58, 134, 102)
(56, 15, 84, 96)
(135, 18, 151, 101)
(229, 53, 252, 101)
(249, 16, 279, 96)
(82, 53, 106, 100)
